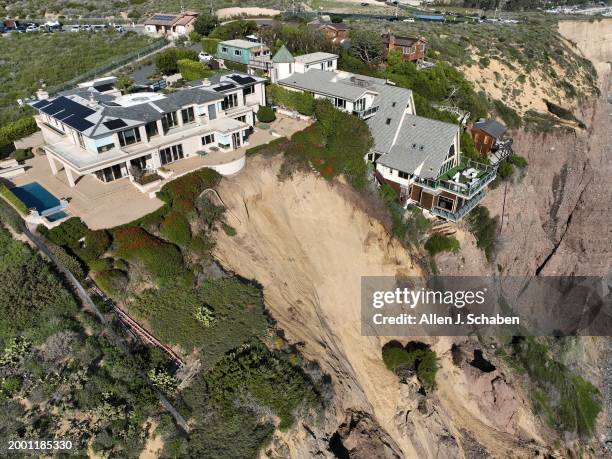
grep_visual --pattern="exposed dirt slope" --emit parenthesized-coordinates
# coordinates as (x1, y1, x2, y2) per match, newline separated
(213, 157, 549, 458)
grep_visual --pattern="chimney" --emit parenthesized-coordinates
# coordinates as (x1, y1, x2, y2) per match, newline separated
(88, 93, 97, 108)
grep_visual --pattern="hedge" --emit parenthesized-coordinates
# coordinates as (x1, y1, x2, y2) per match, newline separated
(178, 59, 213, 81)
(267, 84, 315, 116)
(0, 116, 38, 148)
(157, 168, 222, 213)
(0, 197, 25, 233)
(424, 234, 460, 256)
(202, 37, 220, 55)
(223, 60, 248, 73)
(0, 184, 29, 216)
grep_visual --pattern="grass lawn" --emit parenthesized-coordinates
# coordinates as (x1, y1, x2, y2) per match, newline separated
(0, 32, 159, 125)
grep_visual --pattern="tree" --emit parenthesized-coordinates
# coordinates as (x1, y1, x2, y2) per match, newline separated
(349, 30, 385, 68)
(115, 74, 134, 94)
(256, 106, 276, 123)
(193, 13, 220, 36)
(154, 47, 198, 75)
(209, 20, 257, 41)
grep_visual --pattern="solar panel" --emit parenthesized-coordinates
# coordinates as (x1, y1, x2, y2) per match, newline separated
(229, 75, 256, 85)
(94, 83, 114, 92)
(32, 100, 51, 109)
(152, 15, 177, 21)
(64, 116, 94, 132)
(103, 119, 128, 130)
(213, 83, 237, 92)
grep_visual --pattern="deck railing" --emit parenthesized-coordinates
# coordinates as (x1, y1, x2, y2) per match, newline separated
(353, 105, 379, 119)
(413, 158, 497, 199)
(431, 190, 485, 222)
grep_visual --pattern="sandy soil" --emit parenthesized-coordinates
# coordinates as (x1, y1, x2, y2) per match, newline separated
(213, 156, 548, 457)
(139, 420, 164, 459)
(216, 7, 281, 19)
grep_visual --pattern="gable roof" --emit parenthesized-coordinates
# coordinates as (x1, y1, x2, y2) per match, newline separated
(320, 23, 350, 31)
(366, 84, 413, 154)
(474, 119, 507, 138)
(278, 69, 368, 101)
(272, 45, 295, 63)
(382, 33, 425, 47)
(377, 115, 459, 179)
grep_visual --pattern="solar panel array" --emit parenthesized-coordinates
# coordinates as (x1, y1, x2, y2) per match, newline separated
(36, 96, 95, 132)
(213, 83, 237, 92)
(151, 14, 178, 21)
(229, 75, 256, 85)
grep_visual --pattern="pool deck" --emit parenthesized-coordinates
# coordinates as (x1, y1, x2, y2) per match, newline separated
(7, 116, 310, 229)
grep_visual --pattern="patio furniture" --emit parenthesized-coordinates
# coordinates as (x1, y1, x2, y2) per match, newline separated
(452, 172, 460, 182)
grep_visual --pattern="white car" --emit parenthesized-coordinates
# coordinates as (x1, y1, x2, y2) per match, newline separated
(198, 51, 212, 62)
(69, 25, 81, 32)
(403, 18, 415, 23)
(114, 25, 124, 32)
(26, 25, 38, 33)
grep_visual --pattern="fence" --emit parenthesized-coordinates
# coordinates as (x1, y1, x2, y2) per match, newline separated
(46, 38, 168, 95)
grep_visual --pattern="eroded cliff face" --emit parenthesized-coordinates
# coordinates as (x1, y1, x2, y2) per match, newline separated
(213, 158, 551, 458)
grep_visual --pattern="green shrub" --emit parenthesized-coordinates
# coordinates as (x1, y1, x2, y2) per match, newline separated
(157, 168, 222, 213)
(177, 59, 213, 81)
(0, 117, 38, 149)
(194, 14, 219, 36)
(45, 217, 88, 247)
(382, 341, 439, 390)
(223, 60, 248, 72)
(154, 47, 198, 75)
(245, 136, 287, 155)
(209, 20, 257, 41)
(0, 197, 25, 233)
(256, 106, 276, 123)
(160, 210, 192, 246)
(493, 100, 522, 129)
(465, 205, 497, 261)
(77, 229, 111, 262)
(497, 160, 514, 180)
(113, 226, 185, 284)
(95, 269, 129, 298)
(222, 223, 236, 237)
(202, 37, 220, 55)
(10, 148, 33, 163)
(267, 84, 315, 116)
(46, 242, 86, 282)
(424, 234, 460, 256)
(189, 233, 215, 257)
(508, 154, 528, 168)
(87, 257, 114, 273)
(0, 184, 29, 216)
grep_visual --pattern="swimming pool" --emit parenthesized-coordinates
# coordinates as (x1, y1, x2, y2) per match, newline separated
(11, 182, 62, 214)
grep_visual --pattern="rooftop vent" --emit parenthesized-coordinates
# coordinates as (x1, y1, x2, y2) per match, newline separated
(202, 78, 211, 87)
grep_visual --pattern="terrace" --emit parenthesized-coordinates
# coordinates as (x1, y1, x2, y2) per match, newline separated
(413, 159, 496, 200)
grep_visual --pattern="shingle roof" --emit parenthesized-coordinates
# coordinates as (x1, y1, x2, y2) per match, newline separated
(278, 69, 367, 101)
(474, 119, 507, 138)
(272, 45, 295, 63)
(377, 115, 459, 179)
(366, 84, 413, 154)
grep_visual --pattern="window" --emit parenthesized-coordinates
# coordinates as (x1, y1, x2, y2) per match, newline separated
(221, 93, 238, 110)
(354, 98, 365, 112)
(202, 134, 215, 145)
(235, 115, 247, 123)
(221, 46, 228, 53)
(243, 85, 255, 96)
(234, 49, 242, 56)
(181, 106, 195, 124)
(392, 102, 396, 107)
(145, 121, 158, 139)
(398, 171, 410, 179)
(334, 98, 346, 109)
(97, 143, 115, 153)
(159, 144, 184, 165)
(327, 60, 333, 68)
(161, 112, 178, 132)
(386, 118, 391, 125)
(118, 128, 141, 147)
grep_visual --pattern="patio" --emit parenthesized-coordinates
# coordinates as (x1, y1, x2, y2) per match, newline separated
(8, 115, 310, 229)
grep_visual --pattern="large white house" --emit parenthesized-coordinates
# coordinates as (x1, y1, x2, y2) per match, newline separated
(31, 73, 267, 187)
(271, 48, 496, 221)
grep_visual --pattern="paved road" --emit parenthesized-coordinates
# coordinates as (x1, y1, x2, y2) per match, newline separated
(24, 224, 191, 433)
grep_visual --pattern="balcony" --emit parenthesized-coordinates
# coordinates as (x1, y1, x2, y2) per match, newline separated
(353, 105, 379, 119)
(431, 190, 485, 222)
(413, 159, 497, 200)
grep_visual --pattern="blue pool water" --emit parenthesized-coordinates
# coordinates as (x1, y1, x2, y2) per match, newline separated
(46, 211, 68, 222)
(11, 182, 61, 213)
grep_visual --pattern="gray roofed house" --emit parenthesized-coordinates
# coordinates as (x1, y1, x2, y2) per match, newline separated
(294, 52, 339, 65)
(366, 84, 413, 155)
(473, 119, 507, 138)
(278, 69, 369, 101)
(377, 115, 459, 179)
(272, 45, 295, 63)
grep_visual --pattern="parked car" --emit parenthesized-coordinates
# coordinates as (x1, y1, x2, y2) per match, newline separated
(25, 25, 38, 32)
(92, 24, 106, 32)
(198, 51, 213, 62)
(114, 25, 124, 32)
(403, 18, 415, 22)
(69, 25, 81, 32)
(82, 24, 92, 32)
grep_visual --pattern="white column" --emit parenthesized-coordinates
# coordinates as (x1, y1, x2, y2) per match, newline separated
(65, 166, 76, 187)
(47, 154, 58, 175)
